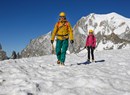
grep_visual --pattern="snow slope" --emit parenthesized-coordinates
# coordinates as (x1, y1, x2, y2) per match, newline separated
(0, 49, 130, 95)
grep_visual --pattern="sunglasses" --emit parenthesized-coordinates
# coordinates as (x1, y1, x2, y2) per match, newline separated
(60, 16, 65, 18)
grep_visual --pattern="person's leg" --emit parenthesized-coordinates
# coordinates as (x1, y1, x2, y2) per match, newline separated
(87, 46, 90, 61)
(60, 39, 68, 64)
(90, 46, 94, 60)
(56, 39, 62, 62)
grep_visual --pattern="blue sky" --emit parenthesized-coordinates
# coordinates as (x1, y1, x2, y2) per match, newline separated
(0, 0, 130, 56)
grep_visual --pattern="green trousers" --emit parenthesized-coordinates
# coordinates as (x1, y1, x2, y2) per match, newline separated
(56, 39, 68, 63)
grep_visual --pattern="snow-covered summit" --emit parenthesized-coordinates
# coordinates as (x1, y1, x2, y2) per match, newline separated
(73, 12, 130, 51)
(91, 12, 130, 20)
(82, 12, 130, 35)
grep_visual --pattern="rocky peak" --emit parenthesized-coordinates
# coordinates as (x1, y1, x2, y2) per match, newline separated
(0, 43, 7, 61)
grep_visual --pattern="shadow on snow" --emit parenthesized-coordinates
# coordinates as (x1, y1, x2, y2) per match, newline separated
(76, 59, 105, 65)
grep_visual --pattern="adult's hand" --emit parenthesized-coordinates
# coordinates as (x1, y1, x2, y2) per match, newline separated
(51, 40, 54, 44)
(70, 40, 74, 44)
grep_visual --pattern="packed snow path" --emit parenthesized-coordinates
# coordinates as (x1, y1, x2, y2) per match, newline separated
(0, 49, 130, 95)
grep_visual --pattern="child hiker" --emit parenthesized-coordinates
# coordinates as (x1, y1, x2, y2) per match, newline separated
(84, 29, 96, 62)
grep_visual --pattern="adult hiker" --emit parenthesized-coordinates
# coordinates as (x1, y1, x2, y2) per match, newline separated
(84, 29, 96, 62)
(51, 12, 74, 65)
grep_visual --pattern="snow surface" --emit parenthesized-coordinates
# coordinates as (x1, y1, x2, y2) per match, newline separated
(0, 49, 130, 95)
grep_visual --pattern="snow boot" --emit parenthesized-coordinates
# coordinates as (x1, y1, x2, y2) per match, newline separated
(92, 59, 95, 62)
(87, 59, 90, 62)
(60, 62, 65, 66)
(57, 60, 60, 64)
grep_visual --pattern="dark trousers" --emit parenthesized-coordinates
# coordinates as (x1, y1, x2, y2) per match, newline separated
(87, 46, 94, 60)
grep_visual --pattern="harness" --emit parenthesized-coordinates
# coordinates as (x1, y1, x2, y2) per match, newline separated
(56, 21, 69, 39)
(57, 21, 69, 29)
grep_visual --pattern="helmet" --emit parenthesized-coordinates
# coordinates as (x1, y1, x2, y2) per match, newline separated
(89, 29, 93, 33)
(59, 12, 66, 17)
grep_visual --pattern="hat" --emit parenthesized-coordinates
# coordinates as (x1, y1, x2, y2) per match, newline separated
(89, 29, 93, 33)
(59, 12, 66, 17)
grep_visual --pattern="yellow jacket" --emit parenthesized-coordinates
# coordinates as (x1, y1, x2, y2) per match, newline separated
(51, 20, 74, 41)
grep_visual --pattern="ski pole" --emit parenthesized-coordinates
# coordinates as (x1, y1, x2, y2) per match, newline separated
(51, 44, 55, 54)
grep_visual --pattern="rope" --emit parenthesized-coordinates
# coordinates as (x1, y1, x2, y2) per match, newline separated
(51, 43, 87, 58)
(71, 43, 87, 57)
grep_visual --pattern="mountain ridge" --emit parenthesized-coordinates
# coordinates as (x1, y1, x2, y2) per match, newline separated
(21, 12, 130, 58)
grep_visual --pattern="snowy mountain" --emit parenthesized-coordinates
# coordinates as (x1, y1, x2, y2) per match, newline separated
(0, 49, 130, 95)
(73, 12, 130, 51)
(21, 32, 52, 58)
(21, 12, 130, 57)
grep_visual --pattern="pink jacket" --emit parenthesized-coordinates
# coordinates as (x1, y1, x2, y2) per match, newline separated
(86, 34, 96, 47)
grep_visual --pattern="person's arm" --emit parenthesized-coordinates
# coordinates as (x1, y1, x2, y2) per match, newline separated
(86, 36, 89, 47)
(93, 36, 96, 48)
(51, 23, 58, 42)
(68, 22, 74, 41)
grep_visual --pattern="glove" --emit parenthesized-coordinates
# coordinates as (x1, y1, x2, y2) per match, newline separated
(51, 40, 54, 44)
(93, 47, 95, 50)
(70, 40, 74, 44)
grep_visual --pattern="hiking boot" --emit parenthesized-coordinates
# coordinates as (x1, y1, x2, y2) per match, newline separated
(60, 62, 65, 66)
(87, 59, 90, 62)
(92, 59, 95, 62)
(57, 60, 60, 64)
